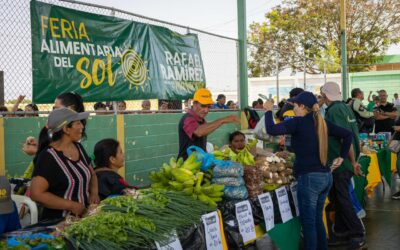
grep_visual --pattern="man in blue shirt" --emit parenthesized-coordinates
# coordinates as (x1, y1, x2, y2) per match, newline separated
(212, 94, 228, 109)
(0, 176, 21, 234)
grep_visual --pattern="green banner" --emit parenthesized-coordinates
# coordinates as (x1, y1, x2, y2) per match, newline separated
(31, 0, 206, 103)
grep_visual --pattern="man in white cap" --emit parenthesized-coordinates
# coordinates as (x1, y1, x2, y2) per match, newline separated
(321, 82, 366, 249)
(0, 176, 21, 234)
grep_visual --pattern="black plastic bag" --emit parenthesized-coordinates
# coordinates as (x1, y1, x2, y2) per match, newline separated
(178, 223, 206, 250)
(218, 200, 244, 249)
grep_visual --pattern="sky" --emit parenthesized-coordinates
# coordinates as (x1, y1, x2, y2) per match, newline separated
(83, 0, 400, 54)
(82, 0, 280, 38)
(79, 0, 400, 100)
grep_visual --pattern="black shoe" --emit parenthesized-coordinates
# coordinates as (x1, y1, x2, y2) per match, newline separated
(391, 191, 400, 200)
(347, 239, 367, 250)
(328, 234, 350, 246)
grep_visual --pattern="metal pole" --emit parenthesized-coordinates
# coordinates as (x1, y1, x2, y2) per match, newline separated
(276, 51, 280, 103)
(340, 0, 348, 99)
(324, 62, 327, 84)
(303, 56, 306, 90)
(237, 0, 248, 109)
(0, 71, 4, 106)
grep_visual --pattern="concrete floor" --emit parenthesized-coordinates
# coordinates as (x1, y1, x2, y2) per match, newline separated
(331, 175, 400, 250)
(362, 176, 400, 250)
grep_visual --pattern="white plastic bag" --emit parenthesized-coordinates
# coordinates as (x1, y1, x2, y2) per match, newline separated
(254, 115, 270, 141)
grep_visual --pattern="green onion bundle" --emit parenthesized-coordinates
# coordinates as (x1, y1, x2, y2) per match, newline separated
(63, 189, 213, 250)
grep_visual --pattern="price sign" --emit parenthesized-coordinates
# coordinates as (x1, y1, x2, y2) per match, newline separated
(202, 211, 223, 250)
(290, 182, 299, 216)
(275, 186, 293, 223)
(235, 200, 256, 243)
(258, 192, 275, 231)
(155, 230, 182, 250)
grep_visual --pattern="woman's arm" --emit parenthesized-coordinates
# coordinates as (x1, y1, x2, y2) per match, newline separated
(89, 167, 100, 204)
(30, 176, 85, 216)
(264, 111, 289, 136)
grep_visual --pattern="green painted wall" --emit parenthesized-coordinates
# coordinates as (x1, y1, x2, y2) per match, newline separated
(348, 70, 400, 102)
(4, 115, 117, 177)
(4, 112, 240, 186)
(4, 117, 46, 177)
(123, 111, 240, 186)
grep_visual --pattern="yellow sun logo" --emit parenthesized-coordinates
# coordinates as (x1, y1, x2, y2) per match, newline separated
(120, 49, 149, 90)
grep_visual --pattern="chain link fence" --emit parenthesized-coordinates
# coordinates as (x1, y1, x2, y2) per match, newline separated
(0, 0, 239, 114)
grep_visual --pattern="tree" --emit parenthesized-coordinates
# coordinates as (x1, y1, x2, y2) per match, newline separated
(248, 0, 400, 77)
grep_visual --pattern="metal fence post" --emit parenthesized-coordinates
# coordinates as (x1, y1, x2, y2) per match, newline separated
(237, 0, 248, 109)
(303, 56, 307, 90)
(0, 71, 4, 106)
(276, 51, 280, 102)
(340, 0, 348, 99)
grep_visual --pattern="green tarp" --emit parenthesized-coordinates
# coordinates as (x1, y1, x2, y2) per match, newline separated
(31, 0, 205, 103)
(353, 156, 371, 207)
(377, 148, 392, 186)
(269, 218, 301, 250)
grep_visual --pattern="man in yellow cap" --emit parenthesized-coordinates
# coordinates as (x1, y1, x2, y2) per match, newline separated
(178, 88, 240, 159)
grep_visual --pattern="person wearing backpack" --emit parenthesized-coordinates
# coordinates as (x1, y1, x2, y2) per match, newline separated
(351, 88, 375, 133)
(321, 82, 366, 250)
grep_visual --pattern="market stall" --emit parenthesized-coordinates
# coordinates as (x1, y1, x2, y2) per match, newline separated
(353, 132, 398, 206)
(2, 140, 302, 250)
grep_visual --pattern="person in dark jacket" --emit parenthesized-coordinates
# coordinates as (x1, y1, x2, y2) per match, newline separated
(264, 91, 353, 250)
(321, 81, 366, 249)
(94, 139, 132, 200)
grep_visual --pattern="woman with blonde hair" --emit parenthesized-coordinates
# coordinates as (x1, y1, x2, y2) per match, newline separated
(263, 91, 353, 250)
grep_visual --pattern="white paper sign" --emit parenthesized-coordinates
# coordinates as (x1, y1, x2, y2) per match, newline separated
(155, 230, 182, 250)
(258, 192, 275, 231)
(202, 211, 223, 250)
(235, 200, 256, 243)
(275, 186, 293, 223)
(290, 182, 299, 216)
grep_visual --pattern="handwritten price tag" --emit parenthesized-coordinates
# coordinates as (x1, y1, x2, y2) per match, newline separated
(258, 192, 275, 231)
(155, 230, 182, 250)
(275, 186, 293, 223)
(235, 200, 256, 243)
(290, 182, 299, 216)
(202, 211, 223, 250)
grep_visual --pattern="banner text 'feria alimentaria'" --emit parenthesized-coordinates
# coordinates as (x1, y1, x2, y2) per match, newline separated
(31, 0, 206, 103)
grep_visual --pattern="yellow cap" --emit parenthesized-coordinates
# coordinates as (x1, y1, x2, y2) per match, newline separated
(193, 88, 215, 105)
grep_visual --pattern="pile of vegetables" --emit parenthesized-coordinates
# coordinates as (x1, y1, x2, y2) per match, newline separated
(63, 189, 212, 250)
(149, 154, 224, 207)
(243, 166, 264, 198)
(213, 139, 258, 166)
(256, 152, 295, 191)
(212, 161, 248, 200)
(1, 234, 65, 250)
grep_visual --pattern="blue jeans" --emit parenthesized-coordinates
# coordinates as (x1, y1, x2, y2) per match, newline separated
(298, 172, 333, 250)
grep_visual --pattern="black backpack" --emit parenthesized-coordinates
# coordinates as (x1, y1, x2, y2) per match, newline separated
(351, 100, 375, 133)
(243, 107, 260, 129)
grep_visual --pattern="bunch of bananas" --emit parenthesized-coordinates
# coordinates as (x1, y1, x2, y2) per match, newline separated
(213, 139, 257, 166)
(149, 153, 224, 207)
(236, 147, 256, 166)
